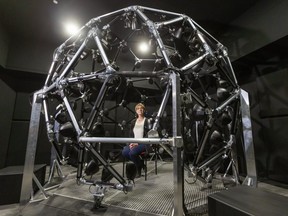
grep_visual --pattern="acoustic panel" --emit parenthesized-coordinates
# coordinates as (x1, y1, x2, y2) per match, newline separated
(0, 164, 46, 205)
(208, 186, 288, 216)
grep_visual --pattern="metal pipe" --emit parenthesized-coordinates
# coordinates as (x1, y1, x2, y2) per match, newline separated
(90, 7, 126, 22)
(50, 141, 63, 161)
(180, 52, 208, 71)
(44, 61, 58, 87)
(91, 27, 110, 67)
(42, 98, 50, 131)
(196, 31, 213, 56)
(84, 142, 127, 186)
(61, 25, 88, 47)
(193, 125, 212, 165)
(62, 96, 82, 136)
(231, 100, 240, 135)
(135, 8, 172, 67)
(117, 71, 167, 78)
(152, 83, 171, 131)
(217, 59, 238, 89)
(59, 39, 88, 80)
(79, 136, 171, 144)
(188, 18, 221, 45)
(197, 135, 234, 170)
(155, 16, 184, 27)
(224, 55, 238, 86)
(170, 72, 184, 216)
(84, 75, 111, 131)
(197, 147, 228, 170)
(215, 89, 239, 113)
(140, 6, 182, 17)
(188, 87, 207, 108)
(42, 82, 56, 94)
(65, 73, 102, 84)
(186, 17, 197, 31)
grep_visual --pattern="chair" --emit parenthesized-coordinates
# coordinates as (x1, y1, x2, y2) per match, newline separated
(122, 146, 158, 181)
(148, 144, 163, 175)
(139, 151, 149, 180)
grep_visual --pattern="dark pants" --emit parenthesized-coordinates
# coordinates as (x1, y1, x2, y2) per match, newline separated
(122, 144, 146, 168)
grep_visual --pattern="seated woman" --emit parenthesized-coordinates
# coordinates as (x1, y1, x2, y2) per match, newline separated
(122, 103, 150, 178)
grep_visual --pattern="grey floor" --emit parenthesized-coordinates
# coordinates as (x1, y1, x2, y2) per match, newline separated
(1, 161, 288, 216)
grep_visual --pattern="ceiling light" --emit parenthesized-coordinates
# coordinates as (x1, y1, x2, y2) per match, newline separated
(64, 22, 79, 36)
(138, 41, 150, 53)
(53, 0, 58, 4)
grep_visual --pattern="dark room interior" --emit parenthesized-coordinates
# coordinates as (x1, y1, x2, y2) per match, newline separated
(1, 0, 288, 215)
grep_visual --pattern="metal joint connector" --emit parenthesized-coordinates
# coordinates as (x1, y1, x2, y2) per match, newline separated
(34, 91, 44, 103)
(172, 136, 183, 147)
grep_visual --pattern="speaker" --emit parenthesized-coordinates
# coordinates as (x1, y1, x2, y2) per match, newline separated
(208, 186, 288, 216)
(0, 164, 46, 205)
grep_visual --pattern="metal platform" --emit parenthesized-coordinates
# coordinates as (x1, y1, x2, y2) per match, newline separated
(20, 161, 225, 216)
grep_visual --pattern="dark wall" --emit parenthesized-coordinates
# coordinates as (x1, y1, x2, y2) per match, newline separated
(0, 67, 49, 168)
(5, 92, 50, 166)
(0, 69, 16, 168)
(233, 35, 288, 183)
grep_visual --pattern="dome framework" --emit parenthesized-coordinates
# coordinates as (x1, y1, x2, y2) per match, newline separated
(20, 5, 256, 215)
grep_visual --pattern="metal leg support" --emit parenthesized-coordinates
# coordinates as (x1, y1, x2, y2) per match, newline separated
(47, 159, 65, 183)
(30, 174, 49, 203)
(170, 72, 185, 216)
(19, 91, 43, 208)
(239, 89, 257, 187)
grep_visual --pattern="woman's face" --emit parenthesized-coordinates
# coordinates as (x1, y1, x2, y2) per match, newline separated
(135, 106, 144, 116)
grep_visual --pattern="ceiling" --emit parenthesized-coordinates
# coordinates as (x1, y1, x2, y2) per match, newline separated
(0, 0, 260, 45)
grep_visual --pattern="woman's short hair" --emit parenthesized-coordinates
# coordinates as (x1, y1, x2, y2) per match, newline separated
(135, 103, 145, 111)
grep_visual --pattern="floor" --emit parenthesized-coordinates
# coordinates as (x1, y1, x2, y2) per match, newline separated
(1, 161, 288, 216)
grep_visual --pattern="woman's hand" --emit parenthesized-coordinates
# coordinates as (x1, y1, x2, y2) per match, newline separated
(129, 143, 138, 149)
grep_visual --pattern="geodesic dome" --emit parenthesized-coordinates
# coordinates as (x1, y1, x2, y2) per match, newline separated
(33, 5, 256, 214)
